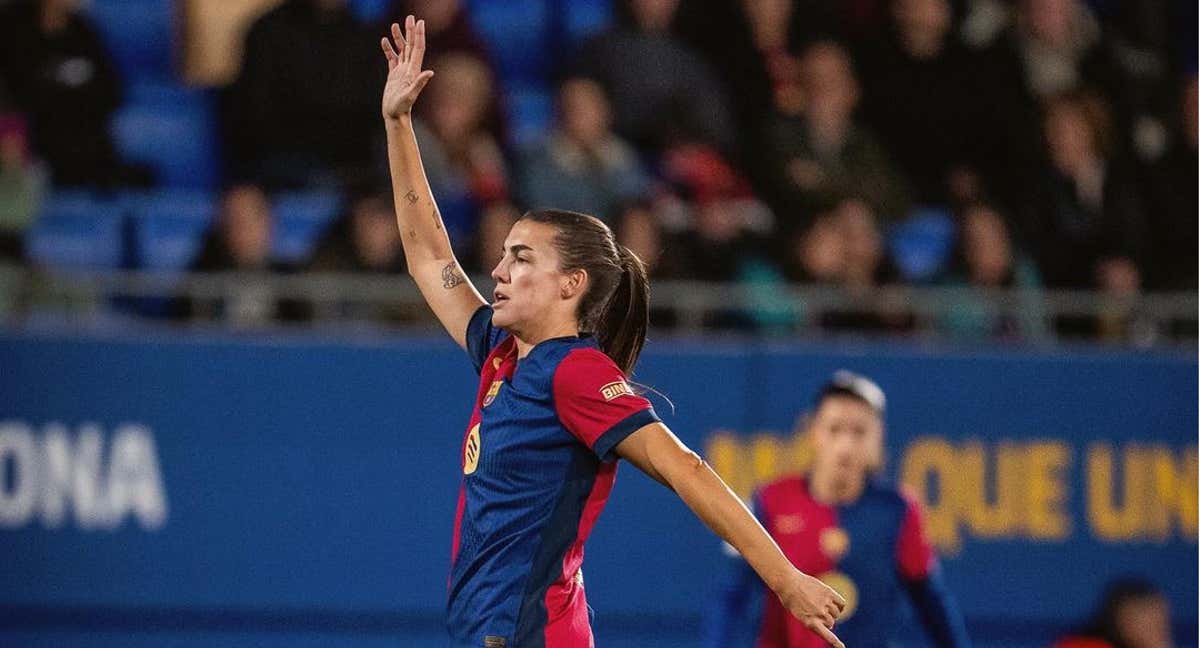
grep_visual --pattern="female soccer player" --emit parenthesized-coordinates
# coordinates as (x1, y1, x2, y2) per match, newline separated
(707, 371, 971, 647)
(379, 16, 846, 648)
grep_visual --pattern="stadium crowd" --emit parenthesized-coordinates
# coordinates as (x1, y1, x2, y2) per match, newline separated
(0, 0, 1194, 341)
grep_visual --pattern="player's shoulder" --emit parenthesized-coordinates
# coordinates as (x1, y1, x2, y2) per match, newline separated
(551, 342, 620, 377)
(520, 337, 609, 389)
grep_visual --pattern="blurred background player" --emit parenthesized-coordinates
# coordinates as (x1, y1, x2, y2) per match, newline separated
(707, 370, 970, 648)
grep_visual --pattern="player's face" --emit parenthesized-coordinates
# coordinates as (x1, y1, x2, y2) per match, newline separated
(490, 220, 569, 330)
(810, 396, 883, 483)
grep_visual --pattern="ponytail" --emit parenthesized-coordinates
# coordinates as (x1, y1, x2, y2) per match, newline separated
(520, 209, 651, 375)
(596, 245, 650, 375)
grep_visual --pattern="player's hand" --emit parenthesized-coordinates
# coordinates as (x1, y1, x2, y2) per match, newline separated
(380, 15, 434, 121)
(777, 570, 847, 648)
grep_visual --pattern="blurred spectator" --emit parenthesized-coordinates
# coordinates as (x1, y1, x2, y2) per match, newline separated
(760, 40, 911, 227)
(180, 184, 302, 326)
(308, 190, 405, 274)
(0, 0, 138, 188)
(615, 201, 664, 277)
(937, 203, 1047, 341)
(1052, 578, 1173, 648)
(1024, 90, 1145, 293)
(855, 0, 994, 208)
(783, 212, 845, 285)
(304, 188, 413, 324)
(675, 0, 842, 151)
(386, 0, 490, 65)
(0, 114, 42, 261)
(971, 0, 1177, 176)
(1011, 0, 1108, 100)
(659, 145, 773, 280)
(572, 0, 736, 153)
(783, 199, 913, 334)
(411, 53, 518, 273)
(1142, 76, 1197, 292)
(183, 0, 291, 87)
(386, 0, 508, 146)
(518, 78, 649, 226)
(225, 0, 380, 190)
(655, 145, 779, 328)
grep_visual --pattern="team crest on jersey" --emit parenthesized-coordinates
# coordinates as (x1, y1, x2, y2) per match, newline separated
(599, 380, 634, 401)
(819, 570, 859, 620)
(820, 526, 850, 562)
(774, 514, 804, 534)
(463, 424, 481, 475)
(483, 380, 503, 407)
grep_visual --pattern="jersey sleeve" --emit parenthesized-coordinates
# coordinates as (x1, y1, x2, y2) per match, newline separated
(552, 348, 660, 461)
(896, 488, 937, 581)
(464, 305, 508, 374)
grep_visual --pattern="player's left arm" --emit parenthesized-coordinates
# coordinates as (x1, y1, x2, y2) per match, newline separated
(614, 423, 845, 648)
(552, 350, 845, 647)
(895, 490, 972, 648)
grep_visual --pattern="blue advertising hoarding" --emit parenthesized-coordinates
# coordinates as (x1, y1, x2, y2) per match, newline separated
(0, 331, 1194, 647)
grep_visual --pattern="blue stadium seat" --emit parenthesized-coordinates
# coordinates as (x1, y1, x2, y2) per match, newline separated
(563, 0, 612, 45)
(507, 84, 555, 147)
(25, 193, 126, 269)
(888, 207, 957, 283)
(126, 190, 216, 270)
(468, 0, 551, 83)
(351, 0, 391, 23)
(87, 0, 175, 81)
(111, 87, 220, 190)
(272, 191, 342, 264)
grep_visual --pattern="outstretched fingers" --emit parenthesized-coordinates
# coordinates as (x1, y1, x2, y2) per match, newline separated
(411, 18, 427, 71)
(404, 15, 416, 64)
(380, 37, 398, 66)
(391, 22, 407, 62)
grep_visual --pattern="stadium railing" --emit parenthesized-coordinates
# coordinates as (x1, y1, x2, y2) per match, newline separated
(0, 263, 1194, 348)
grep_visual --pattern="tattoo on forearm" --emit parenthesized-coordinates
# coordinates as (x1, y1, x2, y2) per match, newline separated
(441, 262, 465, 289)
(432, 207, 442, 231)
(404, 190, 418, 205)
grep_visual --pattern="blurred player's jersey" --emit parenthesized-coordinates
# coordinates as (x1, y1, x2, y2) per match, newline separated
(709, 476, 970, 648)
(446, 305, 659, 648)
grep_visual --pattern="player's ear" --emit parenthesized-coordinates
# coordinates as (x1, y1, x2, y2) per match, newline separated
(561, 268, 587, 300)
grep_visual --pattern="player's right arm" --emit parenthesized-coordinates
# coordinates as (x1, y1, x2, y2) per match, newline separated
(380, 15, 486, 350)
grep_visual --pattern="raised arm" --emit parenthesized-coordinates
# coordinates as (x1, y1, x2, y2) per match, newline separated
(381, 16, 486, 349)
(615, 423, 847, 648)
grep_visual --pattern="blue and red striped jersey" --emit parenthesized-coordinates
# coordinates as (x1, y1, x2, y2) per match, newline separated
(446, 305, 660, 648)
(708, 476, 970, 648)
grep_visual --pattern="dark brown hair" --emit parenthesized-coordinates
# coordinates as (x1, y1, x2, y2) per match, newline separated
(521, 209, 649, 375)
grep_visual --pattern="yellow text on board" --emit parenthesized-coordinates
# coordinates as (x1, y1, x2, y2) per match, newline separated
(705, 431, 1197, 554)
